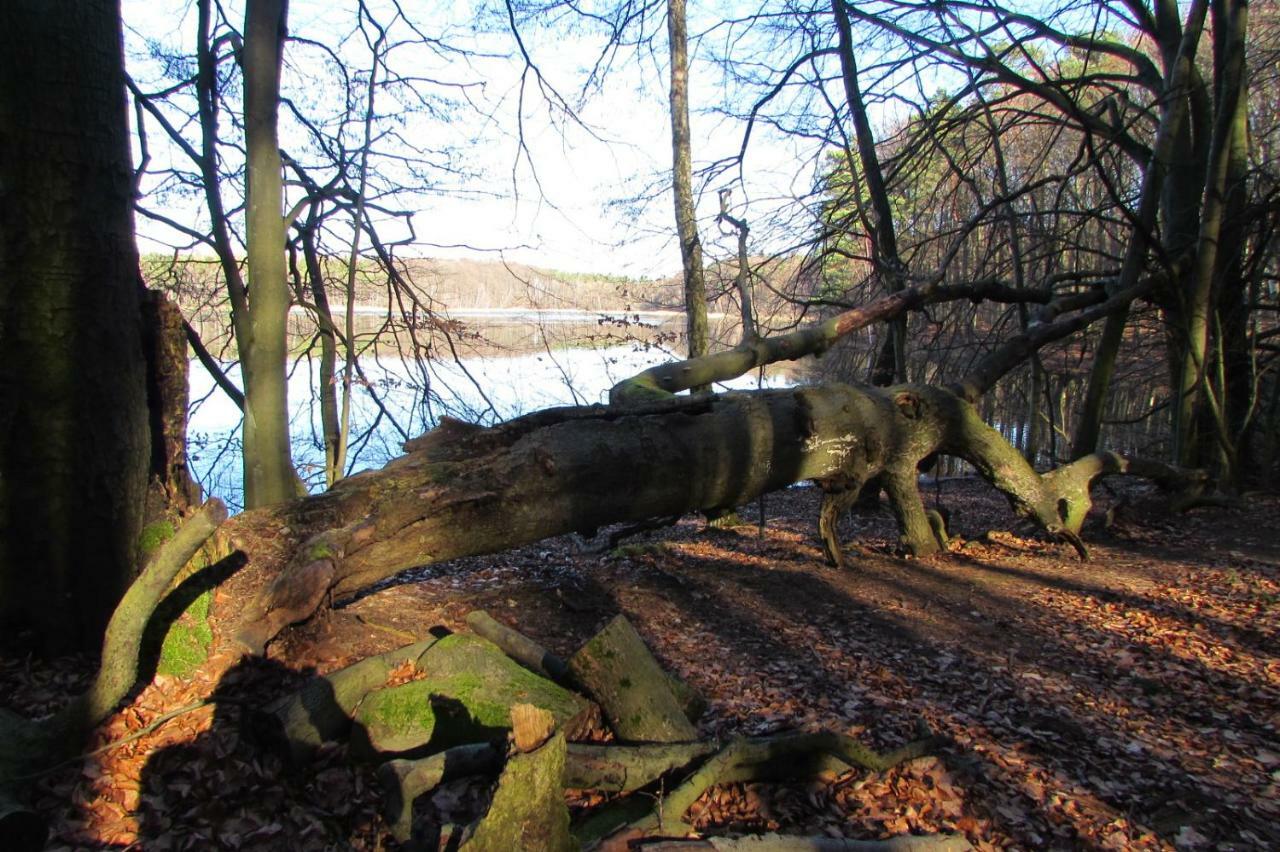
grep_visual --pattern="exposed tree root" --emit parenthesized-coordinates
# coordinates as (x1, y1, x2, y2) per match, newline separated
(636, 833, 971, 851)
(0, 500, 226, 851)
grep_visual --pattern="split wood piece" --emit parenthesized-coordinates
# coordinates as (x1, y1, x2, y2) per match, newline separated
(565, 741, 720, 792)
(636, 730, 939, 835)
(377, 742, 502, 843)
(349, 634, 591, 760)
(466, 609, 706, 722)
(635, 832, 971, 850)
(1, 499, 227, 852)
(256, 637, 437, 765)
(569, 614, 698, 743)
(512, 704, 556, 753)
(460, 723, 576, 852)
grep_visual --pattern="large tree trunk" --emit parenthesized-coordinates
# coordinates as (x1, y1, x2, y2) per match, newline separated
(218, 382, 1185, 653)
(0, 0, 151, 653)
(241, 0, 297, 508)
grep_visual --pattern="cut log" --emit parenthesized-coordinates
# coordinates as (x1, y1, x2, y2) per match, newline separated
(460, 726, 576, 852)
(465, 609, 706, 722)
(377, 742, 503, 843)
(569, 614, 697, 743)
(256, 637, 437, 765)
(349, 634, 590, 759)
(565, 741, 720, 792)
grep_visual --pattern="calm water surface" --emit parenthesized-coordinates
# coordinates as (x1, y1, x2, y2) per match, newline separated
(188, 311, 800, 508)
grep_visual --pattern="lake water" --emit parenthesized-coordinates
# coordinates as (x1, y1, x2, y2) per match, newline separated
(188, 310, 802, 509)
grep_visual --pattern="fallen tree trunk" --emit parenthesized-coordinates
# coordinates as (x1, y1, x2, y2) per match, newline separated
(219, 382, 1200, 652)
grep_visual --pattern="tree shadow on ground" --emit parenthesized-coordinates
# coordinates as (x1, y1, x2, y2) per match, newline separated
(584, 514, 1278, 848)
(135, 654, 385, 850)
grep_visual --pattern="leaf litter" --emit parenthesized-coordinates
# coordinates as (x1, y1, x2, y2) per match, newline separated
(1, 479, 1276, 850)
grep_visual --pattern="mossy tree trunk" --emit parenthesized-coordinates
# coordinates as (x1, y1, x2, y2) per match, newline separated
(0, 0, 151, 654)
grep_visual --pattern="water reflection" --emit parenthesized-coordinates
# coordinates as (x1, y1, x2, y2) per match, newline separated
(188, 311, 803, 510)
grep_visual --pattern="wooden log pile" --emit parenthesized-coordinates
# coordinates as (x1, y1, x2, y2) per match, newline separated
(255, 610, 969, 851)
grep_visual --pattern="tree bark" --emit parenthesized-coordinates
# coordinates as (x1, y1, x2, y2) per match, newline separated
(242, 0, 297, 507)
(0, 0, 151, 654)
(569, 614, 697, 743)
(215, 378, 1196, 653)
(140, 290, 203, 522)
(668, 0, 709, 365)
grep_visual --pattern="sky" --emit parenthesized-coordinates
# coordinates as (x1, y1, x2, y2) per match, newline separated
(121, 0, 827, 279)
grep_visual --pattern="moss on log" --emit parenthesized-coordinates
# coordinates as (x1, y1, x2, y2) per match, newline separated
(350, 634, 590, 759)
(460, 727, 577, 852)
(465, 609, 706, 722)
(258, 638, 438, 765)
(569, 615, 698, 743)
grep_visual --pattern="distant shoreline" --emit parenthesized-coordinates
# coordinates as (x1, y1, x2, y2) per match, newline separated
(299, 305, 727, 322)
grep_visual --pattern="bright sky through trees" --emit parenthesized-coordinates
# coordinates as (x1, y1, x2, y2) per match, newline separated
(121, 0, 821, 277)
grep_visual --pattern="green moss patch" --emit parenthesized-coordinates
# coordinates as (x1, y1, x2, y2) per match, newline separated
(350, 634, 588, 759)
(157, 588, 213, 677)
(138, 520, 176, 559)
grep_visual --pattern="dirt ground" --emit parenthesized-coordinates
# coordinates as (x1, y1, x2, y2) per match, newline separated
(6, 479, 1279, 850)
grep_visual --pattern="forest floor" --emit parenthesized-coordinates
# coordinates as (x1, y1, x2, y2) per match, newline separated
(4, 479, 1279, 850)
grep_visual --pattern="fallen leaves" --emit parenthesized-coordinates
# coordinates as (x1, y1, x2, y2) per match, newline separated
(4, 483, 1278, 850)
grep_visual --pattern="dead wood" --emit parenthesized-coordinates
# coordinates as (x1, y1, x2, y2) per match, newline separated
(256, 637, 438, 765)
(218, 382, 1203, 653)
(467, 609, 706, 723)
(632, 730, 940, 835)
(565, 741, 720, 792)
(458, 721, 575, 852)
(465, 609, 570, 683)
(569, 614, 698, 743)
(348, 634, 591, 760)
(377, 742, 503, 843)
